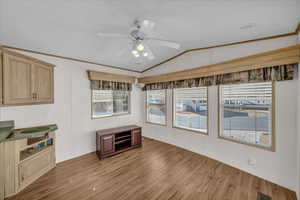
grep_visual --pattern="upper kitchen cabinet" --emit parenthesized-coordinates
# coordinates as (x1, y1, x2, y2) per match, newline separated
(32, 63, 54, 104)
(1, 49, 54, 106)
(0, 48, 3, 106)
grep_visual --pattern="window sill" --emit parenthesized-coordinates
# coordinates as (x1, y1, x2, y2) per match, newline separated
(145, 121, 167, 127)
(218, 135, 275, 152)
(173, 126, 208, 135)
(92, 112, 131, 119)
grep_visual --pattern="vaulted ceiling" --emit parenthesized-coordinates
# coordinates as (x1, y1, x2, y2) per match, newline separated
(0, 0, 299, 72)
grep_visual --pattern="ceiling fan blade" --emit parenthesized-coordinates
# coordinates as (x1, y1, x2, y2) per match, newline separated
(143, 43, 155, 60)
(139, 19, 155, 34)
(96, 32, 129, 38)
(145, 38, 180, 49)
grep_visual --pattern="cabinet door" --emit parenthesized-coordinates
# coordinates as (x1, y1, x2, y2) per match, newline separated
(0, 143, 4, 200)
(101, 135, 114, 154)
(19, 148, 53, 190)
(132, 129, 141, 146)
(33, 64, 54, 103)
(3, 54, 34, 105)
(0, 50, 3, 106)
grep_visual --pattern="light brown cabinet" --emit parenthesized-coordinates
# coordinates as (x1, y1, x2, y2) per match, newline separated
(0, 142, 4, 200)
(33, 63, 54, 103)
(1, 132, 56, 199)
(0, 49, 3, 106)
(19, 147, 54, 190)
(0, 49, 54, 106)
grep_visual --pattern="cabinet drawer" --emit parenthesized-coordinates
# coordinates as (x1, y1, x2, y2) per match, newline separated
(19, 147, 53, 189)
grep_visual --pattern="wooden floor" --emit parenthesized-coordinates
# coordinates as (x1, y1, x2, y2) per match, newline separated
(8, 138, 297, 200)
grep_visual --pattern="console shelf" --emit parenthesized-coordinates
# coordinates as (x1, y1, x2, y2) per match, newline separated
(96, 125, 142, 159)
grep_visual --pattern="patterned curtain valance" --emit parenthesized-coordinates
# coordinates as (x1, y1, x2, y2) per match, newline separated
(91, 80, 132, 91)
(143, 64, 297, 91)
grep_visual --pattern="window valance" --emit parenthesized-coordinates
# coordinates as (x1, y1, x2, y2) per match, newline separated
(87, 70, 135, 91)
(142, 64, 297, 91)
(91, 80, 132, 91)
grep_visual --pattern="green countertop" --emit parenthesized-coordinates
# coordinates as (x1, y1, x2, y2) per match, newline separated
(0, 122, 58, 142)
(0, 120, 14, 142)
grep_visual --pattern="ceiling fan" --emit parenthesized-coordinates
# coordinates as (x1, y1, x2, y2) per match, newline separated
(96, 19, 181, 61)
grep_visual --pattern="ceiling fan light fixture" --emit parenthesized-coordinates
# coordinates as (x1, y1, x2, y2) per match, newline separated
(132, 50, 138, 54)
(136, 43, 144, 51)
(143, 52, 148, 57)
(132, 50, 140, 57)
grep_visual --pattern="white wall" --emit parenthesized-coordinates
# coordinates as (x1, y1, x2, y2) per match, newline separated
(141, 36, 299, 192)
(0, 50, 143, 163)
(297, 32, 300, 199)
(143, 35, 298, 76)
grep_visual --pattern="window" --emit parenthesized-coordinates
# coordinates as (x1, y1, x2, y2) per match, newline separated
(173, 87, 208, 134)
(146, 90, 167, 125)
(92, 90, 130, 118)
(219, 82, 274, 149)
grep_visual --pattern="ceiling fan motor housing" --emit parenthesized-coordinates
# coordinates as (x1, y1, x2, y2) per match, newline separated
(130, 29, 144, 41)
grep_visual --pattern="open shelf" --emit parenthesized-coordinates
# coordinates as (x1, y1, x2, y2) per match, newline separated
(115, 130, 132, 145)
(115, 138, 131, 145)
(115, 135, 131, 141)
(115, 139, 132, 151)
(20, 145, 51, 162)
(20, 138, 53, 162)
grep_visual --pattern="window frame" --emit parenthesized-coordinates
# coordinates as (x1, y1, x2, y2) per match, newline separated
(91, 89, 131, 119)
(172, 87, 209, 135)
(145, 90, 167, 126)
(218, 81, 276, 151)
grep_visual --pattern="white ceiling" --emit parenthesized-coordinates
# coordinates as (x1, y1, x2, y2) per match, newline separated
(0, 0, 299, 72)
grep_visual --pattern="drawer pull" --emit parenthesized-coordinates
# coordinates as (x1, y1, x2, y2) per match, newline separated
(103, 136, 112, 140)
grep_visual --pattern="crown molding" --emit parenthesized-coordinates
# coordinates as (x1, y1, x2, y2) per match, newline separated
(138, 44, 300, 84)
(1, 45, 142, 74)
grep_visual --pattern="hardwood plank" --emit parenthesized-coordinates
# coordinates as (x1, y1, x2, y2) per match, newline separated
(7, 138, 297, 200)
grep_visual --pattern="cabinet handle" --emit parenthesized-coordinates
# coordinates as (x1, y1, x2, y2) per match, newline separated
(103, 136, 112, 140)
(32, 93, 38, 99)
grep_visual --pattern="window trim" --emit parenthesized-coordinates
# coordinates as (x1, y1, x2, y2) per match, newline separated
(91, 90, 131, 119)
(145, 90, 168, 126)
(172, 87, 209, 135)
(217, 81, 276, 152)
